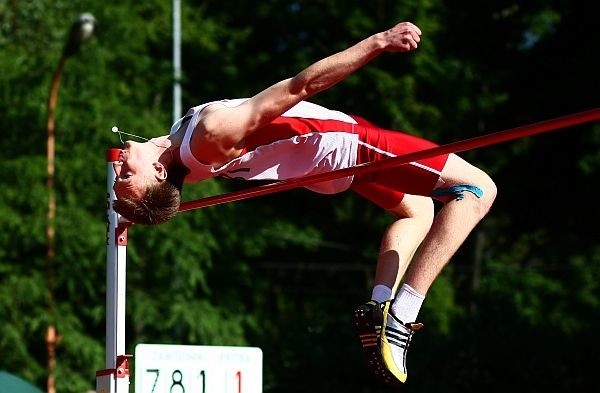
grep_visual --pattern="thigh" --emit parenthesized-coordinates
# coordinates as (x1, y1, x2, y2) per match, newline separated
(436, 154, 492, 188)
(353, 126, 450, 197)
(387, 193, 435, 220)
(350, 180, 406, 210)
(350, 177, 437, 218)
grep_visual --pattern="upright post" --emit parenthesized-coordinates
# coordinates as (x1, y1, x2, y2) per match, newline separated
(97, 148, 132, 393)
(173, 0, 182, 123)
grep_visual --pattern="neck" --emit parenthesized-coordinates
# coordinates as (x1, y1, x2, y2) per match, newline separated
(153, 134, 184, 167)
(144, 136, 171, 165)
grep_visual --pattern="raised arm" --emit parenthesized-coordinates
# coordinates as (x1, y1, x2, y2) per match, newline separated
(193, 21, 422, 165)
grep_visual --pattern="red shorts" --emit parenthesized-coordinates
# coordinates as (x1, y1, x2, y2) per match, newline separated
(349, 119, 448, 210)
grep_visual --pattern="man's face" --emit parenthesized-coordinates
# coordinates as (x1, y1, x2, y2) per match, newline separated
(113, 141, 157, 199)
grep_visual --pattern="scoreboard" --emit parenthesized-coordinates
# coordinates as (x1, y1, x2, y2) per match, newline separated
(134, 344, 262, 393)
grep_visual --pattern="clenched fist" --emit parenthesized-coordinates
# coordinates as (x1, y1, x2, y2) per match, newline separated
(381, 22, 422, 52)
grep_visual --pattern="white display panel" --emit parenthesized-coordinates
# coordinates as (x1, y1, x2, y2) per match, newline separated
(135, 344, 262, 393)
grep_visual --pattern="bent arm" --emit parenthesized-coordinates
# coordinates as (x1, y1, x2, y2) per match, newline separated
(194, 21, 422, 165)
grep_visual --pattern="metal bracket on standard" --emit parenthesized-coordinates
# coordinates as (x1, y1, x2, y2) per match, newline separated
(96, 354, 133, 393)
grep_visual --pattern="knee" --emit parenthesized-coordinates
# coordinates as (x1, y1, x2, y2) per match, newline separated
(464, 176, 497, 221)
(478, 175, 497, 216)
(433, 175, 497, 219)
(485, 177, 497, 205)
(436, 154, 497, 218)
(389, 194, 435, 226)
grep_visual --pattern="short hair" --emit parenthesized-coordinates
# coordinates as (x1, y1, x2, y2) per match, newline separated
(113, 166, 188, 225)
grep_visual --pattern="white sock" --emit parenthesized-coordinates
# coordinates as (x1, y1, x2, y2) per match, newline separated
(391, 283, 425, 323)
(371, 284, 393, 303)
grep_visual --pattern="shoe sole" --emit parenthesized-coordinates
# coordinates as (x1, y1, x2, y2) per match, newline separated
(354, 304, 403, 387)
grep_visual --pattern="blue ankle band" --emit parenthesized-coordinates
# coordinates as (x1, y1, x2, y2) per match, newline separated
(430, 184, 484, 201)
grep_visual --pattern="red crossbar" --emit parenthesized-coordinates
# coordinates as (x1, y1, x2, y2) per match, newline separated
(179, 107, 600, 212)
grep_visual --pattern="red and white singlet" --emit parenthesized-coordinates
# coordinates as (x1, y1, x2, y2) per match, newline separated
(171, 99, 449, 209)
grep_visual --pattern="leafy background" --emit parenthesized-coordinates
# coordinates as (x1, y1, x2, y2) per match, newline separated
(1, 1, 598, 392)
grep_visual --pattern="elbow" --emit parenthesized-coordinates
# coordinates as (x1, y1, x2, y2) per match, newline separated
(288, 75, 317, 99)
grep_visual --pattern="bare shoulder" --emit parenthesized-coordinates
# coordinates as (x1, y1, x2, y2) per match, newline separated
(197, 101, 252, 130)
(196, 102, 230, 127)
(190, 102, 248, 165)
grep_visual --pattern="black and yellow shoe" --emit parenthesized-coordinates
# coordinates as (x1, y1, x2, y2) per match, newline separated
(354, 301, 402, 387)
(380, 301, 423, 384)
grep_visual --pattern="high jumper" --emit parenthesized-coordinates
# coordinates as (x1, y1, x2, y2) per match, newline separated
(111, 20, 496, 386)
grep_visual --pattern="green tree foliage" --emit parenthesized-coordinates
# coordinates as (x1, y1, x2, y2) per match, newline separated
(0, 1, 598, 392)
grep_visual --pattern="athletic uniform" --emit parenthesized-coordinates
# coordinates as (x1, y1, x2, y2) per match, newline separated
(170, 99, 449, 210)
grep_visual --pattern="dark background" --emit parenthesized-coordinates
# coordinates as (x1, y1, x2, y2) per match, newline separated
(1, 1, 598, 392)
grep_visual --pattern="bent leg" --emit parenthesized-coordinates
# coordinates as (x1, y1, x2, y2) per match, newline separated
(374, 194, 435, 294)
(402, 153, 497, 294)
(353, 193, 433, 384)
(379, 154, 496, 384)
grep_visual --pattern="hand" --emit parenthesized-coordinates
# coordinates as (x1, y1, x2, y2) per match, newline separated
(382, 22, 422, 52)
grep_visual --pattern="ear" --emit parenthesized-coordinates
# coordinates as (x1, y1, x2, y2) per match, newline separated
(152, 162, 168, 181)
